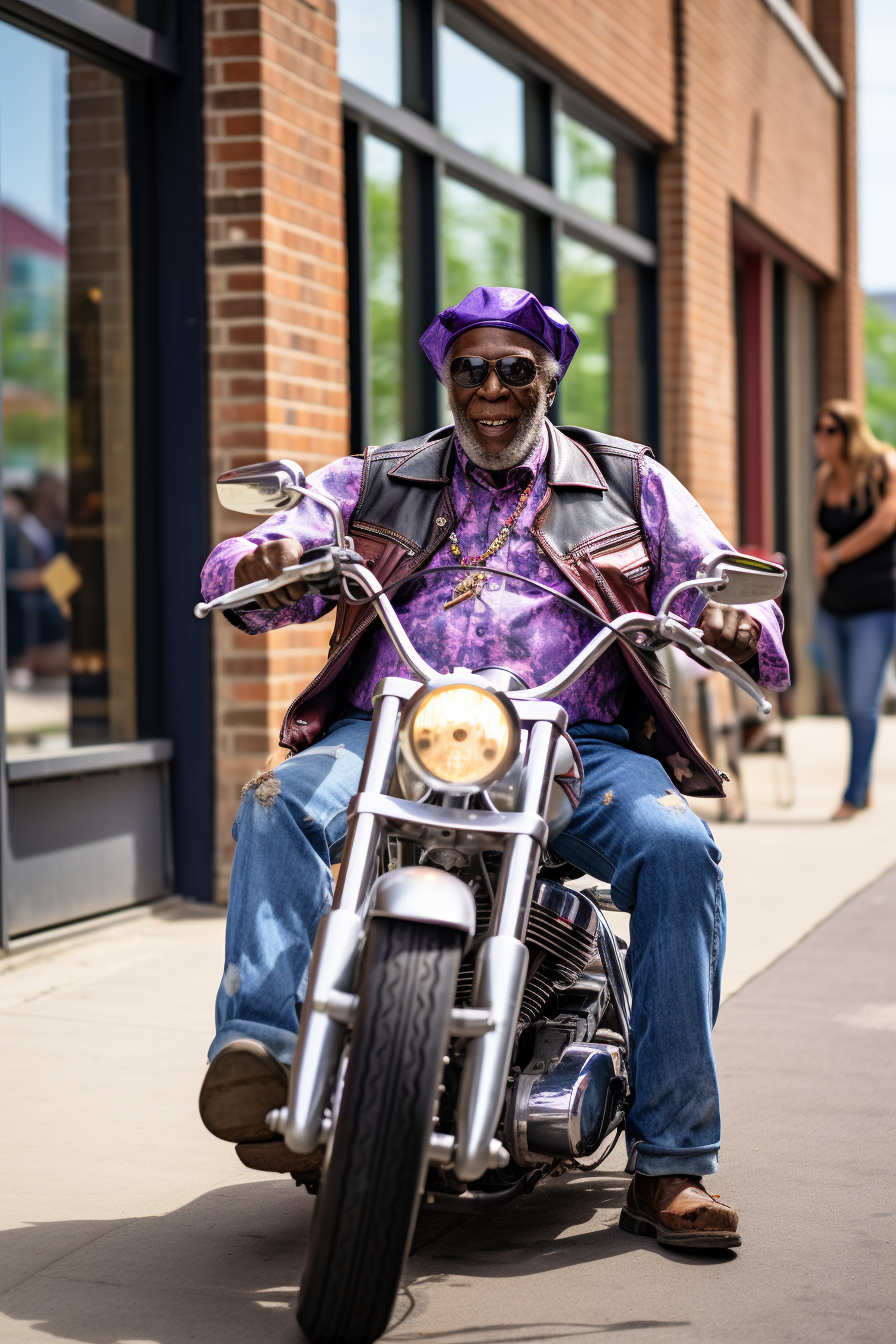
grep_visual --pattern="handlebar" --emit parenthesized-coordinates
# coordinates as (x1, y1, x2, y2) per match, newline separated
(194, 545, 772, 716)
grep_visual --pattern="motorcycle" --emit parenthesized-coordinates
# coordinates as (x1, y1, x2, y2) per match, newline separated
(196, 458, 786, 1344)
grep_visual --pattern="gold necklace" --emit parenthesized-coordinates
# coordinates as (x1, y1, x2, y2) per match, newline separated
(443, 478, 534, 609)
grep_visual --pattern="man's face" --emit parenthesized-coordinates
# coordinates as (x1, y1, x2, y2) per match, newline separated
(447, 327, 556, 470)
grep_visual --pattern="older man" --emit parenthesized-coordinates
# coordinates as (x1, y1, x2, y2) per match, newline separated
(198, 287, 788, 1248)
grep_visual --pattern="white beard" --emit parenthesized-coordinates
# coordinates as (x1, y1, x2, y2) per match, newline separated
(448, 384, 550, 472)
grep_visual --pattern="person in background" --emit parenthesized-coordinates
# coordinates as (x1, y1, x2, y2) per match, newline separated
(814, 399, 896, 820)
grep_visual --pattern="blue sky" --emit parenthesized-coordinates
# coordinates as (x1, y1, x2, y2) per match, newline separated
(858, 0, 896, 294)
(0, 20, 67, 239)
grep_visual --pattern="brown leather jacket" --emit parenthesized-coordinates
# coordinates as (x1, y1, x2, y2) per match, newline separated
(278, 423, 727, 798)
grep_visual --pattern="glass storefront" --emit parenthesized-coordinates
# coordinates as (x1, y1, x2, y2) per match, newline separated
(0, 21, 136, 757)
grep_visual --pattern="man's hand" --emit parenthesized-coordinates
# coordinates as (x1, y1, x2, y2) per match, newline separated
(698, 600, 761, 665)
(234, 539, 306, 610)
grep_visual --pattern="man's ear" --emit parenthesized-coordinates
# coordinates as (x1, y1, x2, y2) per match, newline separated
(546, 376, 558, 407)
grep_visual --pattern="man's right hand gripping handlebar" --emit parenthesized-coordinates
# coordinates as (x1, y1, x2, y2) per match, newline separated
(235, 540, 308, 610)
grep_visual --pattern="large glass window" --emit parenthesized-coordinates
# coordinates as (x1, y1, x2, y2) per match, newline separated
(365, 136, 403, 445)
(557, 236, 615, 428)
(441, 178, 525, 308)
(338, 0, 401, 106)
(0, 21, 136, 755)
(555, 112, 616, 224)
(439, 28, 525, 174)
(341, 8, 657, 448)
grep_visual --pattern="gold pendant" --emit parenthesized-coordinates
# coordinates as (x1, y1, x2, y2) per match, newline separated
(444, 572, 486, 609)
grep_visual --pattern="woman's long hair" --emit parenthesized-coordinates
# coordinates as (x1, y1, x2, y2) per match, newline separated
(818, 398, 892, 506)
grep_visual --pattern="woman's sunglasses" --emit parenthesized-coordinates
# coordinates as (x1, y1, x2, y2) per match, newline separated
(449, 355, 538, 389)
(814, 422, 844, 437)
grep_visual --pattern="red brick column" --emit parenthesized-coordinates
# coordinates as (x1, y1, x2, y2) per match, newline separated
(204, 0, 349, 898)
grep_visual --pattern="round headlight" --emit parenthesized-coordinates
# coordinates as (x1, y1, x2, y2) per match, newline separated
(399, 681, 520, 793)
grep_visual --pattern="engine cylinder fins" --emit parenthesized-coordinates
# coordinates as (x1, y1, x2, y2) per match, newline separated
(454, 878, 600, 1027)
(517, 881, 599, 1029)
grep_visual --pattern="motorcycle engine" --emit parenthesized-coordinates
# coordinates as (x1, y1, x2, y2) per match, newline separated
(454, 876, 600, 1028)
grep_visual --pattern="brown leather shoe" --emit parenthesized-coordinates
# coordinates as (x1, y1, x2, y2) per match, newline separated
(619, 1173, 741, 1249)
(199, 1039, 289, 1143)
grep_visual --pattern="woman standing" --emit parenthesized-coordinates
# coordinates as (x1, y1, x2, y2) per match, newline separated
(814, 400, 896, 820)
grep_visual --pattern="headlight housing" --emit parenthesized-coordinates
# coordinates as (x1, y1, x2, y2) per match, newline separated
(399, 678, 520, 794)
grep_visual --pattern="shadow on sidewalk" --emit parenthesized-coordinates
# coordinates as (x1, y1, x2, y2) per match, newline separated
(0, 1168, 716, 1344)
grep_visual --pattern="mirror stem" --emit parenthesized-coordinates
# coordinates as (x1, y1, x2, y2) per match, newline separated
(657, 574, 728, 624)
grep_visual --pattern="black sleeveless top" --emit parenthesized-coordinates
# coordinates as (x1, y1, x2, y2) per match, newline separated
(818, 465, 896, 615)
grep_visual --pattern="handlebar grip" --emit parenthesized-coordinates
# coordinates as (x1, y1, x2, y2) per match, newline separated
(193, 558, 323, 619)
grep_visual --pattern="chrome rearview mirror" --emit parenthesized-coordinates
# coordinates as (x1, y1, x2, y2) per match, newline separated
(215, 458, 346, 546)
(216, 460, 306, 515)
(696, 549, 786, 606)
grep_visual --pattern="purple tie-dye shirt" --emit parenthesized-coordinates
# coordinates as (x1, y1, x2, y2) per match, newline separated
(201, 428, 789, 723)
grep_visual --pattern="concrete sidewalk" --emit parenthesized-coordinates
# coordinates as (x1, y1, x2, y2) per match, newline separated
(2, 713, 896, 1342)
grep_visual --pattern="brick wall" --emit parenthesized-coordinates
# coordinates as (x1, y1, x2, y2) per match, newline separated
(204, 0, 348, 898)
(467, 0, 676, 145)
(659, 0, 844, 535)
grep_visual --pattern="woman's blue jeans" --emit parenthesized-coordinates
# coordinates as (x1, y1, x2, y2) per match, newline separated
(816, 607, 896, 806)
(212, 715, 726, 1176)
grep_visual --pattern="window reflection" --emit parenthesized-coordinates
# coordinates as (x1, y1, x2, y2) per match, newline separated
(439, 28, 524, 174)
(365, 137, 403, 445)
(0, 22, 136, 755)
(557, 236, 615, 430)
(338, 0, 401, 106)
(441, 178, 525, 309)
(555, 112, 616, 224)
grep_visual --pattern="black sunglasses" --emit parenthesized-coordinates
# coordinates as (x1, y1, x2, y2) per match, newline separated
(814, 419, 844, 436)
(449, 355, 538, 389)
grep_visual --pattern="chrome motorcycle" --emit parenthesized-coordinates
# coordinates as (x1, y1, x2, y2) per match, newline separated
(196, 459, 786, 1344)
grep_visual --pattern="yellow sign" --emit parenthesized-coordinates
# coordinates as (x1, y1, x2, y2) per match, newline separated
(41, 552, 83, 618)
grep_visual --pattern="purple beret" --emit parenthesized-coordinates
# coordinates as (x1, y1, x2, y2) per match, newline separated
(419, 286, 579, 384)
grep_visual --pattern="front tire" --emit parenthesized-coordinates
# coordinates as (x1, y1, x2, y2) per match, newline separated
(297, 917, 462, 1344)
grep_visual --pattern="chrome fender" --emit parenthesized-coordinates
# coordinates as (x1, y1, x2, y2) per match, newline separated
(370, 866, 477, 947)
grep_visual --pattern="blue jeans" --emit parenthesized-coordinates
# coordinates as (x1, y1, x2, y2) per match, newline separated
(212, 716, 726, 1176)
(816, 607, 896, 807)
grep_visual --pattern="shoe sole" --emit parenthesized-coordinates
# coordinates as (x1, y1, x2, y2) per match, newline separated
(199, 1045, 288, 1143)
(236, 1140, 324, 1175)
(619, 1205, 742, 1250)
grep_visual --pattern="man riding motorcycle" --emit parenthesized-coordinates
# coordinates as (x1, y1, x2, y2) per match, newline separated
(198, 286, 789, 1248)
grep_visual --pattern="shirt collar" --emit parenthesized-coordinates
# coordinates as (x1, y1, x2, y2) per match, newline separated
(453, 425, 549, 491)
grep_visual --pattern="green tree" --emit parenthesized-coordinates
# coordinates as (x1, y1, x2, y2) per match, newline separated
(865, 298, 896, 445)
(1, 292, 67, 468)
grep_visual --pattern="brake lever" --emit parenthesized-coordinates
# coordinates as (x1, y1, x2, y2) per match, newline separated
(668, 621, 772, 715)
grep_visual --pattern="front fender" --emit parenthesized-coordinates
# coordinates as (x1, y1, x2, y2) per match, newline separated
(370, 867, 476, 950)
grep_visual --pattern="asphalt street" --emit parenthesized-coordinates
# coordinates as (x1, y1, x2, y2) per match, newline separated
(2, 861, 894, 1344)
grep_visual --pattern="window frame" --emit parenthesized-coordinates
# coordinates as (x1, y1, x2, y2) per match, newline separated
(342, 0, 659, 448)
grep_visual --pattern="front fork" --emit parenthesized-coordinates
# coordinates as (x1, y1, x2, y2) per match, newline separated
(281, 698, 560, 1186)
